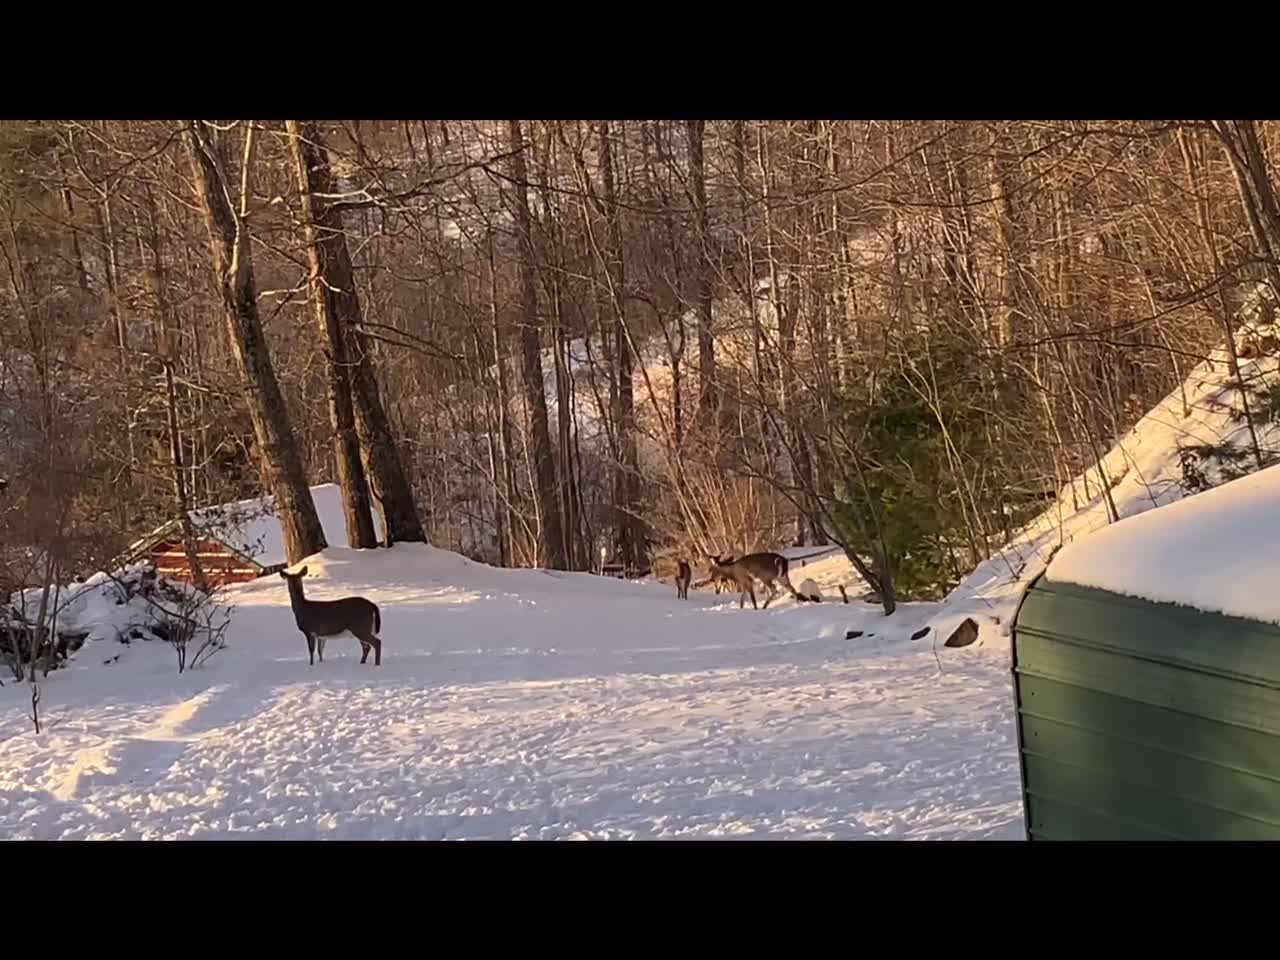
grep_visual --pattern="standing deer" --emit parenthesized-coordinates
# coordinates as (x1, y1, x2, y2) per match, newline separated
(279, 566, 383, 666)
(675, 559, 692, 600)
(707, 552, 801, 610)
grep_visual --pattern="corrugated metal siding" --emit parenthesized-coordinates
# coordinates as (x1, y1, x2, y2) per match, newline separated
(1012, 577, 1280, 840)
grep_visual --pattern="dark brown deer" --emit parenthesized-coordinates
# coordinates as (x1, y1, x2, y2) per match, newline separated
(279, 566, 383, 666)
(675, 559, 692, 600)
(702, 553, 736, 594)
(707, 552, 801, 610)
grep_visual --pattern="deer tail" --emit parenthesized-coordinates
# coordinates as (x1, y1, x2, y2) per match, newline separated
(777, 556, 799, 596)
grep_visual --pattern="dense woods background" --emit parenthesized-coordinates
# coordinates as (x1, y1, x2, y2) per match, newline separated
(4, 119, 1280, 611)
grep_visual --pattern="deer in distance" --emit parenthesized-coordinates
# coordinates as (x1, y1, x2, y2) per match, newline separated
(707, 552, 801, 610)
(675, 559, 692, 599)
(279, 566, 383, 666)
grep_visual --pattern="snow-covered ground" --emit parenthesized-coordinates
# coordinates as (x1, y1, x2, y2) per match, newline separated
(0, 545, 1022, 840)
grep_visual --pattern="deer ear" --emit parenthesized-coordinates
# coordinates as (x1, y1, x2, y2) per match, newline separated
(298, 565, 309, 577)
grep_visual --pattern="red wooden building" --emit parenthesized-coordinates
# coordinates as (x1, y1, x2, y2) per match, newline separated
(120, 484, 372, 589)
(122, 526, 276, 587)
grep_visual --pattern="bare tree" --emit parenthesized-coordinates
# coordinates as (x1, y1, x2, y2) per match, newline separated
(687, 119, 717, 429)
(506, 119, 566, 569)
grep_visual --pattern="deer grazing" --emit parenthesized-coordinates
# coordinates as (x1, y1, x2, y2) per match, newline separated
(279, 566, 383, 666)
(675, 559, 692, 600)
(696, 553, 737, 594)
(707, 552, 801, 610)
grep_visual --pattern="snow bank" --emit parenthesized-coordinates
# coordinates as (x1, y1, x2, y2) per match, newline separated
(1046, 461, 1280, 623)
(8, 562, 230, 653)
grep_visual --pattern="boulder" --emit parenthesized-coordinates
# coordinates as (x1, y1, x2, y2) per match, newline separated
(944, 617, 980, 648)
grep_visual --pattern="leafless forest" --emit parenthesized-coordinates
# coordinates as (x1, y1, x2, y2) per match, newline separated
(4, 119, 1279, 612)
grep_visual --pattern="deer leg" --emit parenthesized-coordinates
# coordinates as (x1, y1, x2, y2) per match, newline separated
(317, 634, 326, 662)
(355, 628, 382, 666)
(762, 581, 777, 609)
(305, 633, 315, 666)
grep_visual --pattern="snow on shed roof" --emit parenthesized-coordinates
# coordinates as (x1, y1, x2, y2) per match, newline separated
(184, 483, 383, 569)
(1045, 462, 1280, 624)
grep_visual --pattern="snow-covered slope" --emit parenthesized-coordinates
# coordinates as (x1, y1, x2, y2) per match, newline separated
(719, 327, 1280, 652)
(926, 339, 1280, 649)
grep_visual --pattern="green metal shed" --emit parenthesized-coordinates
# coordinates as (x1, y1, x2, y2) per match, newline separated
(1011, 574, 1280, 840)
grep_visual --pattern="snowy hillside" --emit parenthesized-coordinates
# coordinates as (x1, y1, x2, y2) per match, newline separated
(922, 335, 1280, 650)
(754, 332, 1280, 653)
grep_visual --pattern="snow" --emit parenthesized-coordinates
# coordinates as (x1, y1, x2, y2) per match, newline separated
(9, 563, 226, 647)
(0, 544, 1022, 840)
(188, 483, 384, 569)
(1046, 462, 1280, 622)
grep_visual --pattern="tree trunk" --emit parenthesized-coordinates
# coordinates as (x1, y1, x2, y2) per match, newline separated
(285, 119, 378, 549)
(144, 183, 207, 590)
(54, 150, 90, 293)
(313, 147, 426, 547)
(688, 119, 717, 431)
(989, 146, 1017, 348)
(185, 120, 326, 565)
(1181, 126, 1266, 472)
(1213, 120, 1280, 297)
(506, 119, 567, 569)
(487, 230, 517, 567)
(539, 124, 581, 568)
(599, 121, 643, 571)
